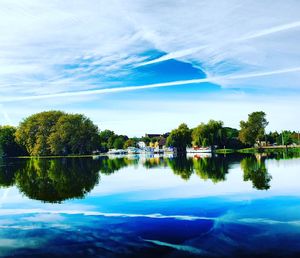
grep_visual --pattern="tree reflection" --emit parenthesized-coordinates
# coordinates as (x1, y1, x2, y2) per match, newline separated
(167, 156, 194, 180)
(15, 158, 100, 203)
(143, 157, 168, 169)
(241, 155, 272, 190)
(0, 152, 281, 203)
(0, 159, 18, 187)
(193, 156, 230, 183)
(98, 156, 140, 174)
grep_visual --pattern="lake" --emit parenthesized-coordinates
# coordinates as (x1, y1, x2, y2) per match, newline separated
(0, 152, 300, 257)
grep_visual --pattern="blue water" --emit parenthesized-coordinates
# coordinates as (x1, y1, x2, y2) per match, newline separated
(0, 153, 300, 257)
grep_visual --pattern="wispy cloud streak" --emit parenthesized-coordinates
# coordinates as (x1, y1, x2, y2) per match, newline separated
(138, 20, 300, 67)
(1, 67, 300, 102)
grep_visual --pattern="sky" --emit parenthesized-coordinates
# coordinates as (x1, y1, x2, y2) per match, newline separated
(0, 0, 300, 136)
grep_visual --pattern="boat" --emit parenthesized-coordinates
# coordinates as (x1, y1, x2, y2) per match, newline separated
(186, 146, 212, 153)
(107, 149, 127, 155)
(127, 147, 141, 154)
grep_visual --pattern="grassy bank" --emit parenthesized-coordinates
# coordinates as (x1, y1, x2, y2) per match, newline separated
(238, 147, 300, 154)
(215, 146, 300, 154)
(215, 149, 236, 154)
(242, 147, 300, 154)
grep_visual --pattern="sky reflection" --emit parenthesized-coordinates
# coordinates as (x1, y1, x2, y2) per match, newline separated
(0, 154, 300, 257)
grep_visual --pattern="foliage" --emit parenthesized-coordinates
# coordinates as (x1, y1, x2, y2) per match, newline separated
(0, 126, 27, 157)
(281, 131, 296, 146)
(99, 130, 128, 151)
(192, 120, 223, 148)
(239, 111, 269, 146)
(99, 130, 115, 152)
(166, 123, 192, 153)
(221, 127, 245, 149)
(123, 139, 136, 148)
(15, 111, 99, 156)
(48, 114, 100, 155)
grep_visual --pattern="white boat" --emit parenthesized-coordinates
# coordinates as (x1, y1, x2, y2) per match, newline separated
(187, 152, 212, 159)
(186, 147, 212, 153)
(127, 147, 141, 154)
(107, 149, 127, 155)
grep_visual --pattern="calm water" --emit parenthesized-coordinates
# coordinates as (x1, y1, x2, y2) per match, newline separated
(0, 152, 300, 257)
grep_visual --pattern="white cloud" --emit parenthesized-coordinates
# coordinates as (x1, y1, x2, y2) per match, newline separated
(0, 0, 299, 132)
(0, 0, 299, 99)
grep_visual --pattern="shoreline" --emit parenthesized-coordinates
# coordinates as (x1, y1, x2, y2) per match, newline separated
(2, 146, 300, 159)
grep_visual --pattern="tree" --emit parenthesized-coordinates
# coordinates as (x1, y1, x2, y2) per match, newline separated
(15, 111, 65, 156)
(0, 126, 27, 157)
(166, 123, 192, 153)
(281, 130, 294, 147)
(221, 127, 244, 149)
(48, 114, 100, 155)
(239, 111, 269, 146)
(124, 139, 135, 149)
(266, 131, 280, 145)
(99, 130, 115, 152)
(192, 120, 223, 149)
(113, 137, 125, 149)
(15, 111, 99, 156)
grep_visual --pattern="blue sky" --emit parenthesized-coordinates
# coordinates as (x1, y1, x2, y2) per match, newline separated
(0, 0, 300, 136)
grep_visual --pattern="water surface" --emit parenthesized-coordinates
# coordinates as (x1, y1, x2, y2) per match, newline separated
(0, 152, 300, 257)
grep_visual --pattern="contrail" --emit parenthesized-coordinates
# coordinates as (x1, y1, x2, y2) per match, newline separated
(0, 77, 211, 102)
(137, 20, 300, 67)
(225, 66, 300, 80)
(237, 20, 300, 41)
(0, 67, 299, 102)
(136, 46, 206, 67)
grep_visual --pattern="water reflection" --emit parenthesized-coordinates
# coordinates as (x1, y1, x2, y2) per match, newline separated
(241, 155, 272, 190)
(0, 151, 299, 202)
(0, 158, 100, 203)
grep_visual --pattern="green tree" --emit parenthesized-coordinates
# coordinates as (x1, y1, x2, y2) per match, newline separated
(192, 120, 223, 149)
(239, 111, 269, 146)
(221, 127, 244, 149)
(266, 131, 280, 145)
(99, 130, 115, 151)
(281, 131, 295, 147)
(166, 123, 192, 153)
(15, 111, 99, 156)
(113, 137, 125, 149)
(15, 111, 65, 155)
(0, 126, 27, 157)
(124, 139, 135, 148)
(48, 114, 99, 155)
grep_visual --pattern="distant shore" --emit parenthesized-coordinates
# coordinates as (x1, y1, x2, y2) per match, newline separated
(3, 145, 299, 159)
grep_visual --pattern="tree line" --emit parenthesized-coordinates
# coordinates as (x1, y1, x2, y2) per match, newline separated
(0, 110, 299, 157)
(166, 111, 299, 152)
